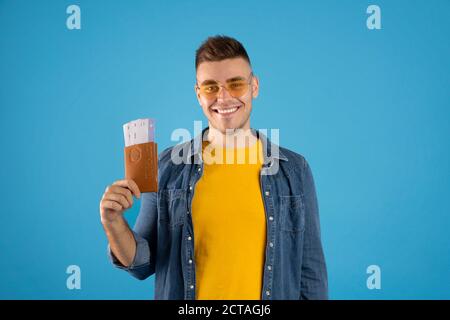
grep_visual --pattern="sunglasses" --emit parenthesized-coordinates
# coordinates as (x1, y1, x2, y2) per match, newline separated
(196, 72, 253, 100)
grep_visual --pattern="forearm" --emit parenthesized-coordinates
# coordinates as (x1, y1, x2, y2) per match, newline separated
(102, 217, 137, 267)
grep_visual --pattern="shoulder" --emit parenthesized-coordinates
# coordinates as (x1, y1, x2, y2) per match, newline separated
(158, 144, 176, 164)
(277, 146, 317, 193)
(156, 140, 195, 177)
(157, 140, 193, 164)
(278, 145, 309, 172)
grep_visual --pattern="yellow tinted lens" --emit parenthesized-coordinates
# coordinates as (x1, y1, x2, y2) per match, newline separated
(200, 84, 220, 99)
(226, 81, 248, 97)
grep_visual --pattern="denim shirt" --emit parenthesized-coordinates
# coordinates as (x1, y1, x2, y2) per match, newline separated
(107, 127, 328, 300)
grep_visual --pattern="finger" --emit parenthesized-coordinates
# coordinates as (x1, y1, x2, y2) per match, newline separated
(125, 179, 141, 198)
(113, 179, 141, 199)
(101, 200, 123, 211)
(107, 186, 133, 207)
(103, 193, 130, 209)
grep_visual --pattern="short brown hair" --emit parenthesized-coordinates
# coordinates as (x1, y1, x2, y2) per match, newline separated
(195, 35, 251, 70)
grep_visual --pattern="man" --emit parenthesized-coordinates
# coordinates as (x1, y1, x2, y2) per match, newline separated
(99, 35, 328, 300)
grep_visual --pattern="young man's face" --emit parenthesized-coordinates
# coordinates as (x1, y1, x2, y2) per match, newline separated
(195, 57, 259, 134)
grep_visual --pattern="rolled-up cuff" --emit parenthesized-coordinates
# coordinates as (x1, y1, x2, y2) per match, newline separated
(107, 230, 150, 270)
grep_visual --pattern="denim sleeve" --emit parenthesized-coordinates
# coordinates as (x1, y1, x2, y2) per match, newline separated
(300, 159, 329, 299)
(107, 191, 158, 280)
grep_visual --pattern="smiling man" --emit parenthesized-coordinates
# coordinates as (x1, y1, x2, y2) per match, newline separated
(100, 35, 328, 300)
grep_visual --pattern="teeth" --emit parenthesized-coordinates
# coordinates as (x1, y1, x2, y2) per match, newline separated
(215, 106, 239, 114)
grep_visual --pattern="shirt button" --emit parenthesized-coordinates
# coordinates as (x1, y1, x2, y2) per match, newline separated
(197, 167, 201, 172)
(187, 236, 192, 241)
(269, 216, 274, 221)
(267, 265, 272, 271)
(265, 191, 270, 196)
(188, 259, 193, 264)
(190, 285, 194, 289)
(269, 242, 274, 247)
(266, 290, 271, 296)
(189, 185, 193, 191)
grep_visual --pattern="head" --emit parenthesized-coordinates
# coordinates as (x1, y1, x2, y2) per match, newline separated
(194, 35, 259, 135)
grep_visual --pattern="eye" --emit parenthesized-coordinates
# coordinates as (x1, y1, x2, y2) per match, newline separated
(229, 82, 245, 89)
(203, 85, 219, 93)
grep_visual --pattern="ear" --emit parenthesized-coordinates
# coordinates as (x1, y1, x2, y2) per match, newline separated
(251, 75, 259, 99)
(194, 84, 202, 106)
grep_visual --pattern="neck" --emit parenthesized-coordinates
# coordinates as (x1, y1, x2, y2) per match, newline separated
(206, 124, 257, 148)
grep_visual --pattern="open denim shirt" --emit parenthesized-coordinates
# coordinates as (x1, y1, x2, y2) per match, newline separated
(108, 127, 328, 300)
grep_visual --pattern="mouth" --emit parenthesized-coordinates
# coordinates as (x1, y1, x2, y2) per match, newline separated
(211, 104, 242, 117)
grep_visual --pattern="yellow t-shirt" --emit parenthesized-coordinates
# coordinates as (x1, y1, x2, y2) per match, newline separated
(191, 138, 267, 300)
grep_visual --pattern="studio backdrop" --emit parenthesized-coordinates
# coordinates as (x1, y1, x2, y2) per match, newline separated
(0, 0, 449, 299)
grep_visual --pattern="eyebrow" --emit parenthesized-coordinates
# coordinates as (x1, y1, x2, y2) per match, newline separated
(200, 76, 246, 86)
(225, 76, 246, 83)
(200, 80, 217, 85)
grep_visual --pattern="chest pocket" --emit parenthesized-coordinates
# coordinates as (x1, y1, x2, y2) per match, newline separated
(279, 195, 305, 232)
(158, 188, 187, 228)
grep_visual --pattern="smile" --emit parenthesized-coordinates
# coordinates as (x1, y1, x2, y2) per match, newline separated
(211, 105, 242, 116)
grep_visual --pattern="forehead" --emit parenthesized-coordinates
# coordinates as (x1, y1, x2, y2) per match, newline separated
(196, 57, 251, 83)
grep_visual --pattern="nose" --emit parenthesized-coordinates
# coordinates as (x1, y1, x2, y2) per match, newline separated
(217, 85, 233, 102)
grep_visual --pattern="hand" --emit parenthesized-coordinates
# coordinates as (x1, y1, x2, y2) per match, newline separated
(100, 179, 141, 225)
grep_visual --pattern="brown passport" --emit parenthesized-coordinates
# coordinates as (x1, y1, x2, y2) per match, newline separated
(124, 141, 158, 192)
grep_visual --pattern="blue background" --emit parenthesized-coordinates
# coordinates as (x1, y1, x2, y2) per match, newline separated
(0, 0, 449, 299)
